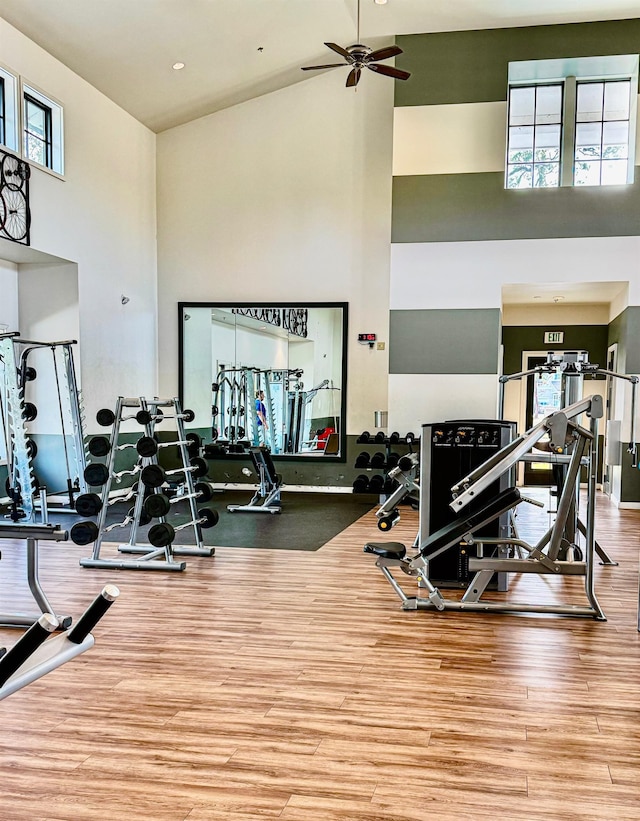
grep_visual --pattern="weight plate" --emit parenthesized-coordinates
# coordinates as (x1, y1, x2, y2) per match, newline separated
(199, 508, 219, 528)
(194, 481, 213, 503)
(84, 463, 110, 487)
(96, 408, 115, 427)
(140, 464, 165, 489)
(75, 492, 103, 517)
(88, 436, 111, 457)
(136, 435, 158, 458)
(70, 521, 99, 546)
(143, 493, 171, 518)
(148, 522, 175, 547)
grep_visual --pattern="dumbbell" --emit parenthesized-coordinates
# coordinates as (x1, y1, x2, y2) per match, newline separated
(140, 457, 208, 489)
(389, 431, 400, 444)
(374, 431, 386, 443)
(405, 432, 416, 444)
(386, 453, 400, 470)
(377, 510, 400, 531)
(147, 508, 219, 547)
(398, 454, 417, 472)
(370, 452, 386, 469)
(96, 408, 160, 427)
(87, 435, 143, 458)
(143, 481, 214, 518)
(368, 474, 385, 493)
(354, 451, 370, 469)
(356, 431, 371, 444)
(84, 462, 142, 487)
(135, 432, 202, 459)
(352, 474, 369, 493)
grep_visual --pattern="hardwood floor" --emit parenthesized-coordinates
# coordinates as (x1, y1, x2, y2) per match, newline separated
(0, 490, 639, 820)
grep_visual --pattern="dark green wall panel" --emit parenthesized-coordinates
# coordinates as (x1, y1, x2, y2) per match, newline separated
(395, 19, 640, 107)
(392, 172, 640, 243)
(389, 309, 500, 373)
(502, 326, 609, 375)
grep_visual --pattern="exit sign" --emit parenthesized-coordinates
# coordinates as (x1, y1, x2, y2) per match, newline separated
(544, 331, 564, 344)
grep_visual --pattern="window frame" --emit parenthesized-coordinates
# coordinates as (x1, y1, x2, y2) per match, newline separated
(21, 81, 64, 177)
(506, 55, 638, 190)
(0, 62, 19, 154)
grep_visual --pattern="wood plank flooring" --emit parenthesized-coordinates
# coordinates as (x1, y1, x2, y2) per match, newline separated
(0, 490, 639, 820)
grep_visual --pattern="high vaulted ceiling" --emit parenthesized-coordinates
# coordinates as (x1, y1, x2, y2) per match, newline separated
(0, 0, 638, 132)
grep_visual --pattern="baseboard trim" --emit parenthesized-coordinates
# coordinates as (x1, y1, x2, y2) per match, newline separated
(211, 483, 353, 494)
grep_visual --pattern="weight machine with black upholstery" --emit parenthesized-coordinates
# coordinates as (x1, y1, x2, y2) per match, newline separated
(227, 445, 282, 514)
(365, 396, 607, 620)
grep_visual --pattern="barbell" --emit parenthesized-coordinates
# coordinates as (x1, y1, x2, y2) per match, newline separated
(148, 508, 219, 547)
(140, 457, 208, 489)
(143, 481, 213, 518)
(135, 433, 201, 459)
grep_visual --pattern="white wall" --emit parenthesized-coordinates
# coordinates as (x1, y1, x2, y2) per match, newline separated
(157, 69, 394, 434)
(0, 260, 19, 331)
(0, 18, 157, 428)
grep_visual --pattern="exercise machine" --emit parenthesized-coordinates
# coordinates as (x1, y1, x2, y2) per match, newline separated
(365, 396, 607, 620)
(0, 584, 118, 700)
(227, 446, 282, 514)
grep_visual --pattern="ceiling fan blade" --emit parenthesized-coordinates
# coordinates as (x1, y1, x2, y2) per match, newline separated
(301, 63, 346, 71)
(367, 63, 411, 81)
(367, 45, 403, 62)
(324, 42, 351, 60)
(346, 68, 361, 87)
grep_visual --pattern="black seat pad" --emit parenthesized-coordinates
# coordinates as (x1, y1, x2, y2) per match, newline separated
(420, 486, 521, 559)
(250, 446, 279, 485)
(363, 542, 407, 559)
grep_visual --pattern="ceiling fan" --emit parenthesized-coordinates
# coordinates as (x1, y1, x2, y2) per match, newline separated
(301, 0, 411, 88)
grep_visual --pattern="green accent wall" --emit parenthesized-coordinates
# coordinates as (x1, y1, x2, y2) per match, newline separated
(392, 172, 640, 244)
(395, 19, 640, 107)
(502, 325, 609, 375)
(390, 309, 500, 374)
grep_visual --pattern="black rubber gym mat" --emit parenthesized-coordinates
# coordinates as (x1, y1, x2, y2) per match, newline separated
(65, 491, 378, 552)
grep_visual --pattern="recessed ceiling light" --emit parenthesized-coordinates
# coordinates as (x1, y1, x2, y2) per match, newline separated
(172, 62, 185, 70)
(374, 0, 388, 4)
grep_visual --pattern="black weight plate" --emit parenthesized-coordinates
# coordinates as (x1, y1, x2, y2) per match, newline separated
(96, 408, 115, 426)
(26, 438, 38, 459)
(22, 402, 37, 422)
(75, 492, 103, 517)
(143, 493, 171, 518)
(88, 436, 111, 457)
(140, 464, 165, 488)
(84, 463, 110, 486)
(182, 409, 195, 423)
(128, 505, 152, 526)
(23, 366, 37, 382)
(148, 522, 175, 547)
(136, 435, 158, 458)
(189, 457, 208, 478)
(194, 481, 213, 503)
(70, 520, 99, 546)
(199, 508, 219, 528)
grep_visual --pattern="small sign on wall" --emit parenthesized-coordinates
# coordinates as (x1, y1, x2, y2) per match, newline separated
(544, 331, 564, 344)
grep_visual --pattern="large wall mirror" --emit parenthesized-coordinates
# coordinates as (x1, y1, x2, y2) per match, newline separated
(179, 302, 348, 459)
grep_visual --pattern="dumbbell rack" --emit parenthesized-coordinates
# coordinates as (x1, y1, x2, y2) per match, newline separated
(80, 397, 214, 571)
(352, 431, 419, 497)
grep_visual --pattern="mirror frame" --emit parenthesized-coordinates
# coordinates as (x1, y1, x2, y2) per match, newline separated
(178, 301, 349, 462)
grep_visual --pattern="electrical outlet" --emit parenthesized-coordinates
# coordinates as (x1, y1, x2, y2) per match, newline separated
(376, 341, 385, 351)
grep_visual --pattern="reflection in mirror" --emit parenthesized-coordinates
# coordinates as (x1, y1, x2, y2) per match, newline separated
(179, 303, 347, 458)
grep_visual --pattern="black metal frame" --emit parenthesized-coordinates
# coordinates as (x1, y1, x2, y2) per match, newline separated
(0, 146, 30, 245)
(178, 301, 349, 462)
(24, 93, 52, 170)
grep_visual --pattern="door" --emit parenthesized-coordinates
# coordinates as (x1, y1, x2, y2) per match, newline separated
(523, 355, 564, 485)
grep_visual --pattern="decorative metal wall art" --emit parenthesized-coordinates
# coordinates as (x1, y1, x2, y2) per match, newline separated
(232, 307, 308, 338)
(0, 149, 31, 245)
